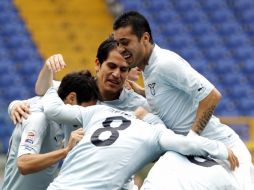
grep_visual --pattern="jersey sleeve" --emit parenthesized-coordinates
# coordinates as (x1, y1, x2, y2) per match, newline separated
(42, 87, 83, 127)
(158, 127, 228, 160)
(52, 80, 61, 89)
(17, 111, 47, 157)
(159, 54, 214, 102)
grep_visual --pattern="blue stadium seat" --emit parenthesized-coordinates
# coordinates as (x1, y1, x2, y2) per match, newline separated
(211, 59, 240, 74)
(204, 46, 228, 60)
(220, 71, 248, 86)
(216, 21, 243, 36)
(173, 0, 200, 12)
(216, 97, 239, 116)
(239, 98, 254, 115)
(228, 0, 254, 12)
(241, 59, 254, 74)
(223, 33, 249, 48)
(232, 45, 253, 61)
(181, 9, 207, 24)
(208, 9, 234, 24)
(196, 33, 223, 49)
(189, 22, 213, 36)
(199, 0, 227, 11)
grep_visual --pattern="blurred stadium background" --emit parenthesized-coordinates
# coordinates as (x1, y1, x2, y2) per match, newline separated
(0, 0, 254, 187)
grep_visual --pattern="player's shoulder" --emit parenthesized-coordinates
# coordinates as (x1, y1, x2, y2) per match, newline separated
(23, 106, 47, 125)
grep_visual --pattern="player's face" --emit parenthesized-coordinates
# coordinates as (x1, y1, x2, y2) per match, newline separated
(95, 49, 129, 100)
(113, 26, 148, 70)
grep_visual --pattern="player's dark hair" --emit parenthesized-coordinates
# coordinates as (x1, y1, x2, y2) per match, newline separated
(113, 11, 154, 44)
(96, 37, 118, 65)
(58, 70, 101, 104)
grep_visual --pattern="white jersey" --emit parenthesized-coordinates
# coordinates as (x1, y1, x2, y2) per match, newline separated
(141, 151, 240, 190)
(144, 44, 238, 145)
(53, 81, 150, 145)
(2, 104, 64, 190)
(43, 88, 229, 190)
(144, 44, 254, 189)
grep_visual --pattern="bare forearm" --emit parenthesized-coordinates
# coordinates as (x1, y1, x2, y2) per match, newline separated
(192, 88, 221, 135)
(17, 147, 68, 175)
(192, 105, 216, 135)
(35, 64, 53, 96)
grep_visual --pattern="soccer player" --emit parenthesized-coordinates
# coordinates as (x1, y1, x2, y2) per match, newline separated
(11, 39, 149, 129)
(141, 151, 240, 190)
(2, 73, 89, 190)
(8, 38, 149, 189)
(113, 11, 254, 189)
(42, 71, 239, 190)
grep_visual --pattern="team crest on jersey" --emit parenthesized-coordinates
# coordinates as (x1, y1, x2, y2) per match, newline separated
(25, 131, 36, 144)
(148, 83, 156, 96)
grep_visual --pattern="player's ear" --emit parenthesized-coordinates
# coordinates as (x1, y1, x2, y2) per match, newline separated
(95, 58, 101, 73)
(64, 92, 77, 105)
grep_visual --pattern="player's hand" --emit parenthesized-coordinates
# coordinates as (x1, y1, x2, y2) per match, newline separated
(45, 54, 66, 73)
(134, 107, 149, 120)
(124, 80, 134, 91)
(124, 80, 145, 97)
(11, 101, 30, 125)
(227, 148, 239, 170)
(66, 128, 84, 153)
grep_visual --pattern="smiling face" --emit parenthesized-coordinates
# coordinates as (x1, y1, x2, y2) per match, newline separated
(95, 49, 129, 101)
(113, 26, 153, 71)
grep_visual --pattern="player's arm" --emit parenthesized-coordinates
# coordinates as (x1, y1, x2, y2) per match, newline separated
(8, 97, 41, 125)
(42, 87, 83, 126)
(134, 107, 163, 125)
(17, 128, 84, 175)
(191, 88, 221, 135)
(159, 129, 239, 170)
(35, 54, 66, 96)
(8, 100, 30, 125)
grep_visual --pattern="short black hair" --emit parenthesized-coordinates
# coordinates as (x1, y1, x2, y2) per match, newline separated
(113, 11, 154, 44)
(58, 70, 101, 104)
(96, 37, 118, 64)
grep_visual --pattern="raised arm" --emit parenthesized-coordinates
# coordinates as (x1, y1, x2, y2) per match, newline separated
(35, 54, 66, 96)
(18, 128, 84, 175)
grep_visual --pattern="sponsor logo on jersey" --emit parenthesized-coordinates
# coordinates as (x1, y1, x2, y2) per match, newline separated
(24, 146, 33, 151)
(25, 131, 36, 144)
(197, 84, 205, 92)
(148, 83, 156, 96)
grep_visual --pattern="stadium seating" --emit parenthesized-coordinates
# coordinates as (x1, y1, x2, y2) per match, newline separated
(0, 0, 114, 154)
(0, 0, 42, 153)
